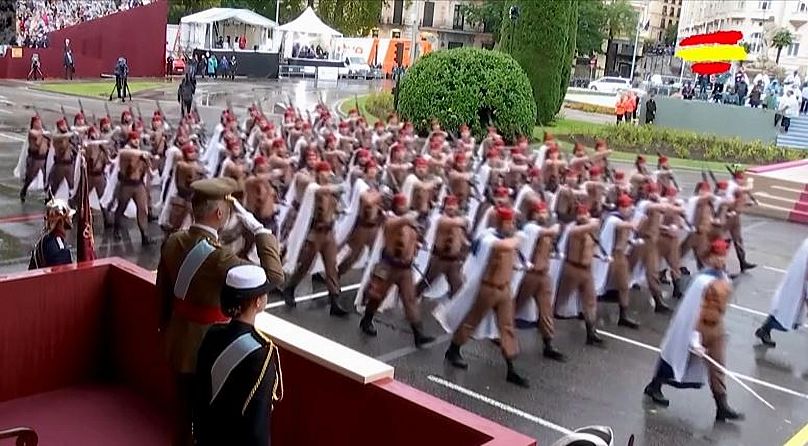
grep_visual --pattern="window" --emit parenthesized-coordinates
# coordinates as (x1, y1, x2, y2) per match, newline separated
(392, 0, 403, 25)
(663, 5, 667, 15)
(448, 41, 463, 49)
(422, 1, 434, 27)
(669, 19, 674, 27)
(801, 2, 807, 12)
(452, 5, 465, 30)
(788, 37, 801, 56)
(759, 1, 770, 10)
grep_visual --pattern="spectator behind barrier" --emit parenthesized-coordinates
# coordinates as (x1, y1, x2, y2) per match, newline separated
(14, 0, 151, 48)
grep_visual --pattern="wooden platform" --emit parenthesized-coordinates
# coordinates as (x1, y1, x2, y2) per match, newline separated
(747, 159, 808, 224)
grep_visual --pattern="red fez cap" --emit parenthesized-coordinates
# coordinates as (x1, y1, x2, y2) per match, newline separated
(636, 155, 646, 163)
(733, 170, 745, 180)
(271, 138, 284, 149)
(326, 133, 337, 142)
(497, 206, 515, 221)
(128, 130, 140, 141)
(665, 186, 678, 197)
(534, 201, 548, 212)
(517, 135, 528, 144)
(316, 161, 332, 173)
(253, 156, 267, 166)
(659, 155, 669, 164)
(152, 114, 162, 122)
(529, 166, 541, 178)
(698, 181, 711, 192)
(338, 121, 349, 128)
(391, 142, 404, 152)
(357, 148, 370, 158)
(226, 114, 237, 123)
(511, 146, 524, 155)
(74, 112, 84, 121)
(122, 110, 131, 118)
(57, 117, 67, 127)
(364, 159, 378, 170)
(302, 121, 312, 129)
(100, 116, 110, 125)
(393, 193, 408, 207)
(444, 195, 458, 206)
(30, 116, 40, 127)
(226, 138, 239, 148)
(543, 131, 554, 142)
(460, 124, 469, 131)
(454, 152, 466, 163)
(614, 170, 625, 180)
(710, 238, 729, 256)
(590, 166, 602, 176)
(487, 147, 501, 158)
(493, 138, 505, 147)
(576, 204, 590, 216)
(374, 121, 384, 128)
(414, 157, 428, 167)
(595, 139, 607, 149)
(617, 194, 633, 208)
(494, 186, 509, 198)
(645, 182, 659, 194)
(305, 149, 318, 159)
(181, 142, 195, 155)
(716, 180, 728, 190)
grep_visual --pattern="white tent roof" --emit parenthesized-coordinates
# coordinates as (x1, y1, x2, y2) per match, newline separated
(277, 7, 342, 37)
(180, 8, 277, 29)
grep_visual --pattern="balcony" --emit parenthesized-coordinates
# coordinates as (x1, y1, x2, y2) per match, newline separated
(789, 6, 808, 25)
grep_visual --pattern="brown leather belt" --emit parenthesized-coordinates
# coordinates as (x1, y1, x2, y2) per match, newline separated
(55, 159, 74, 165)
(312, 223, 334, 231)
(564, 259, 590, 269)
(481, 280, 508, 289)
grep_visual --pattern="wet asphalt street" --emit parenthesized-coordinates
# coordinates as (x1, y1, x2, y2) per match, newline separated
(1, 79, 807, 446)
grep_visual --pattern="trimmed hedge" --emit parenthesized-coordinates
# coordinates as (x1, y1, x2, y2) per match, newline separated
(364, 91, 394, 120)
(397, 47, 537, 140)
(559, 123, 806, 164)
(500, 0, 577, 125)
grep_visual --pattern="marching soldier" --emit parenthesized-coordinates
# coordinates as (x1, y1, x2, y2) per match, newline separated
(48, 118, 77, 195)
(281, 161, 349, 316)
(415, 195, 468, 298)
(157, 177, 284, 446)
(514, 200, 565, 361)
(680, 182, 716, 270)
(20, 115, 50, 202)
(629, 182, 673, 313)
(659, 186, 687, 299)
(556, 205, 604, 345)
(442, 206, 530, 387)
(163, 143, 206, 234)
(358, 193, 436, 347)
(83, 126, 112, 225)
(644, 239, 744, 422)
(337, 162, 383, 276)
(725, 170, 757, 273)
(112, 131, 153, 245)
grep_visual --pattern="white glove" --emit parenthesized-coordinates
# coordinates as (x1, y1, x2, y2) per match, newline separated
(606, 256, 613, 263)
(689, 331, 706, 357)
(232, 199, 270, 236)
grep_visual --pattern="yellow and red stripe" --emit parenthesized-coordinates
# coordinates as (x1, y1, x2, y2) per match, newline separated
(676, 31, 747, 75)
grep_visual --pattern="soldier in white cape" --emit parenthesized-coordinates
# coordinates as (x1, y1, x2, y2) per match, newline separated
(754, 237, 808, 348)
(435, 206, 530, 388)
(644, 239, 744, 422)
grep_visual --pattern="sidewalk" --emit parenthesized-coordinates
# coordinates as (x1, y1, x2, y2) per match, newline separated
(561, 107, 614, 125)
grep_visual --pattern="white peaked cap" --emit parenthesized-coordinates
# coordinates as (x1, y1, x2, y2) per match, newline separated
(225, 265, 268, 290)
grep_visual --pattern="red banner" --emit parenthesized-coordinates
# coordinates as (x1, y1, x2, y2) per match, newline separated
(76, 153, 96, 262)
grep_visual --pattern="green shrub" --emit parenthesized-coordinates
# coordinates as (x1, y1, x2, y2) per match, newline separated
(364, 92, 394, 120)
(500, 0, 576, 125)
(397, 47, 536, 141)
(556, 123, 806, 164)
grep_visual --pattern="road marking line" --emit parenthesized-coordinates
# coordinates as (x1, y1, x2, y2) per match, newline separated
(0, 132, 25, 142)
(598, 330, 808, 400)
(427, 375, 573, 436)
(0, 213, 44, 224)
(0, 109, 12, 115)
(784, 421, 808, 446)
(765, 266, 788, 274)
(744, 221, 770, 231)
(265, 283, 360, 310)
(729, 303, 768, 318)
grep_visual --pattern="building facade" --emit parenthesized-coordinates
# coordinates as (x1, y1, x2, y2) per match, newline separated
(678, 0, 808, 72)
(377, 0, 494, 50)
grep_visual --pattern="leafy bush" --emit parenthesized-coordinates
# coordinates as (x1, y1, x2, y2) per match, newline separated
(500, 0, 577, 125)
(397, 47, 536, 141)
(557, 123, 805, 164)
(364, 91, 394, 120)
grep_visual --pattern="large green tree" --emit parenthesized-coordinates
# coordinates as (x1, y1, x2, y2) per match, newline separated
(770, 28, 794, 64)
(557, 0, 578, 113)
(603, 0, 637, 73)
(315, 0, 386, 36)
(460, 1, 506, 45)
(576, 0, 607, 56)
(500, 0, 577, 124)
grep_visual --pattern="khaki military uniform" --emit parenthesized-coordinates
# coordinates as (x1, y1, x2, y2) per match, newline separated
(338, 188, 382, 275)
(516, 228, 557, 339)
(698, 279, 732, 397)
(416, 215, 467, 297)
(48, 132, 76, 193)
(556, 222, 599, 322)
(21, 129, 50, 199)
(286, 186, 341, 295)
(114, 147, 151, 233)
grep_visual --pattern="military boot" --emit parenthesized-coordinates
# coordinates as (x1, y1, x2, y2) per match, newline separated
(505, 359, 530, 388)
(328, 293, 349, 317)
(618, 306, 640, 329)
(445, 342, 468, 369)
(542, 339, 566, 362)
(585, 321, 605, 346)
(715, 394, 745, 422)
(644, 379, 669, 407)
(411, 322, 435, 348)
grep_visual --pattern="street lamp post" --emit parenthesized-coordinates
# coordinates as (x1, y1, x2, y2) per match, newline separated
(629, 0, 649, 84)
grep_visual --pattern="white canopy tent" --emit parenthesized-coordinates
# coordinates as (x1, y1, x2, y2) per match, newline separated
(275, 7, 343, 59)
(180, 8, 277, 52)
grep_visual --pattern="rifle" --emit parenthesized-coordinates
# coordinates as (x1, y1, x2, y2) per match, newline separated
(708, 168, 719, 194)
(104, 102, 111, 121)
(136, 103, 144, 125)
(78, 99, 85, 118)
(354, 94, 361, 116)
(725, 165, 759, 206)
(655, 150, 679, 190)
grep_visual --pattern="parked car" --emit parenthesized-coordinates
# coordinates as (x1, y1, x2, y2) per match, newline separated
(589, 76, 631, 93)
(339, 56, 372, 79)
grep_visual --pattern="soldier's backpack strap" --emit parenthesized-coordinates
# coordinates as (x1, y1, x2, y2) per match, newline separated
(174, 239, 216, 299)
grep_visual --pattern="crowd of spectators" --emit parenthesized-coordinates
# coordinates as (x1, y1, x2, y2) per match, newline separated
(14, 0, 150, 48)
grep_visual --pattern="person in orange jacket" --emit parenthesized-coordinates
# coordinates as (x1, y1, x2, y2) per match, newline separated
(624, 91, 637, 123)
(615, 93, 627, 124)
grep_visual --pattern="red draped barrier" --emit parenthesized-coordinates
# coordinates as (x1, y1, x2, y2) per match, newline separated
(0, 1, 168, 79)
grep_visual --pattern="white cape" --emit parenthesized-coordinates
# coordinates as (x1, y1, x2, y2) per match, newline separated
(659, 272, 717, 385)
(13, 138, 47, 192)
(433, 229, 513, 339)
(99, 158, 138, 218)
(768, 238, 808, 331)
(283, 182, 320, 275)
(552, 223, 581, 318)
(593, 214, 620, 296)
(512, 223, 545, 322)
(335, 179, 369, 246)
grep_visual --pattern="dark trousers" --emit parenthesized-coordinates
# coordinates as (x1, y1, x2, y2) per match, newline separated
(64, 64, 74, 80)
(782, 116, 792, 132)
(175, 372, 194, 446)
(801, 98, 808, 114)
(181, 99, 193, 116)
